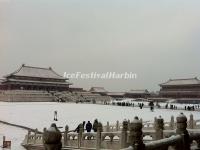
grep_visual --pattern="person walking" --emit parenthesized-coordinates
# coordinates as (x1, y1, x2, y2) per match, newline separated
(74, 121, 85, 133)
(93, 119, 98, 132)
(54, 111, 58, 121)
(86, 121, 92, 132)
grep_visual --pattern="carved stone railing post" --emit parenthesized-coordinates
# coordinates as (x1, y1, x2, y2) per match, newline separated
(154, 117, 157, 129)
(129, 116, 145, 150)
(155, 116, 164, 140)
(64, 125, 69, 147)
(176, 113, 190, 150)
(106, 121, 110, 132)
(96, 122, 103, 150)
(3, 136, 5, 143)
(128, 120, 130, 130)
(188, 114, 194, 129)
(26, 130, 31, 144)
(78, 123, 83, 148)
(43, 128, 46, 144)
(170, 116, 175, 129)
(34, 128, 38, 144)
(43, 123, 62, 150)
(116, 120, 119, 131)
(121, 120, 128, 148)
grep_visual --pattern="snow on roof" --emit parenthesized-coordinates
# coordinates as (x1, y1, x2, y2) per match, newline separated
(160, 77, 200, 86)
(6, 64, 66, 80)
(126, 89, 149, 94)
(106, 92, 125, 96)
(89, 87, 107, 93)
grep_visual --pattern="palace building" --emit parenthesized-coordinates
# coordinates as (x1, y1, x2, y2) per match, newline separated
(0, 64, 71, 91)
(159, 77, 200, 98)
(124, 89, 150, 98)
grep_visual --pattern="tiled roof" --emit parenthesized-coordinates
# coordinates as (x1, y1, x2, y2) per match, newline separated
(126, 89, 149, 94)
(89, 87, 107, 93)
(6, 65, 66, 80)
(106, 92, 125, 96)
(160, 78, 200, 86)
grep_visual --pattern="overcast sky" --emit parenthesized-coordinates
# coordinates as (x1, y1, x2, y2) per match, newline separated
(1, 0, 200, 92)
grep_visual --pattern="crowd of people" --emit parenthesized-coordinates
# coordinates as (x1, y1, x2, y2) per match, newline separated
(74, 119, 99, 133)
(184, 105, 200, 111)
(138, 103, 144, 109)
(164, 103, 200, 111)
(165, 103, 178, 110)
(112, 101, 200, 112)
(112, 101, 146, 108)
(112, 101, 154, 111)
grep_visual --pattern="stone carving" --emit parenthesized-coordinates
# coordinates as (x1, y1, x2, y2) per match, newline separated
(43, 123, 62, 150)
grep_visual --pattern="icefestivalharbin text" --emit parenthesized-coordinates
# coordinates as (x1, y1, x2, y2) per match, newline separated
(63, 72, 137, 79)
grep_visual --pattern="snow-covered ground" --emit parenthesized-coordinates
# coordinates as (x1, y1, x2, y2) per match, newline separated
(0, 102, 199, 150)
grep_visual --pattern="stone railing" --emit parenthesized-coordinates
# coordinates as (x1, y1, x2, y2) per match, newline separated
(103, 114, 200, 132)
(123, 113, 200, 150)
(22, 113, 200, 150)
